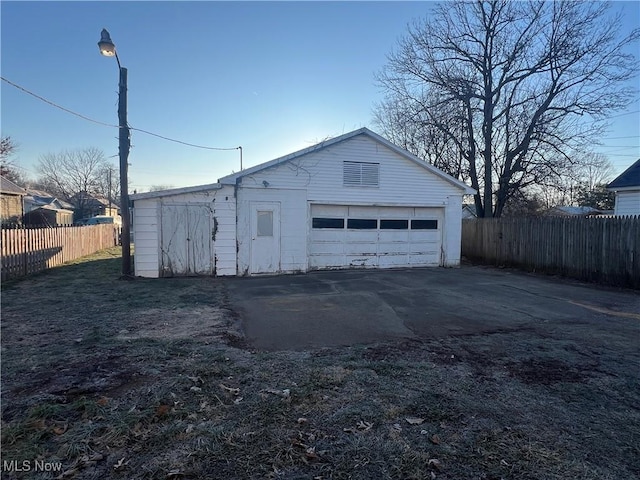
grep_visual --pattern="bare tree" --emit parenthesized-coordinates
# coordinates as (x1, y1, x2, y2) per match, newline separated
(376, 0, 639, 217)
(95, 165, 120, 209)
(37, 148, 111, 219)
(0, 136, 27, 185)
(570, 153, 616, 192)
(148, 184, 175, 192)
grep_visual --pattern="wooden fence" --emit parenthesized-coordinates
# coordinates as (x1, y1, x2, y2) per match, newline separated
(1, 224, 119, 281)
(462, 216, 640, 288)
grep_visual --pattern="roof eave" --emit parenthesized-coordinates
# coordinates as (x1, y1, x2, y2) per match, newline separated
(219, 127, 475, 194)
(130, 183, 223, 201)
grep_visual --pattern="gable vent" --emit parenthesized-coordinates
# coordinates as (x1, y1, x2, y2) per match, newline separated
(343, 161, 379, 187)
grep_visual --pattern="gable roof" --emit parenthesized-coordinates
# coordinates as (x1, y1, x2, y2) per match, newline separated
(218, 128, 475, 194)
(130, 183, 222, 201)
(25, 189, 75, 210)
(607, 159, 640, 189)
(0, 175, 26, 195)
(546, 205, 604, 217)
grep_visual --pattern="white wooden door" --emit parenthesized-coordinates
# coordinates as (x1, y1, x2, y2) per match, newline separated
(161, 204, 213, 276)
(250, 202, 281, 274)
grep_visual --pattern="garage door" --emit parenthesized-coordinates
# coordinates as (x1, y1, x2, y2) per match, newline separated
(309, 205, 442, 269)
(160, 203, 213, 276)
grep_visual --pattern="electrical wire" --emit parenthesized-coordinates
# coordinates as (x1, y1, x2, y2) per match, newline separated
(127, 127, 239, 150)
(1, 76, 241, 151)
(1, 76, 118, 128)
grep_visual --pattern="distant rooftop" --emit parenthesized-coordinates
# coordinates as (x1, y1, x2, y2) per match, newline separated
(0, 175, 26, 195)
(608, 159, 640, 189)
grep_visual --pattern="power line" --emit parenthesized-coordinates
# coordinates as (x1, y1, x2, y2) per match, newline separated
(1, 76, 241, 151)
(602, 136, 640, 140)
(1, 76, 118, 128)
(606, 110, 640, 119)
(128, 127, 239, 151)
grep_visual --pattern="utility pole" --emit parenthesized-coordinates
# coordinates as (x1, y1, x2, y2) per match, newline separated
(108, 167, 112, 214)
(118, 65, 132, 276)
(99, 29, 132, 277)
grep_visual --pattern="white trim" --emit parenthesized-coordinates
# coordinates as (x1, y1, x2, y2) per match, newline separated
(219, 128, 476, 194)
(607, 185, 640, 193)
(130, 183, 222, 201)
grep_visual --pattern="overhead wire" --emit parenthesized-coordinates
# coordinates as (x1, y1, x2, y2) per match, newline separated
(3, 75, 635, 152)
(1, 76, 241, 151)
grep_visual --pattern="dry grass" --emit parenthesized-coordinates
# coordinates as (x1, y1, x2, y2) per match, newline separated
(1, 247, 639, 479)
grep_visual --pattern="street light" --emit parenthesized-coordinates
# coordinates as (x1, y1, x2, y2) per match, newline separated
(98, 28, 132, 277)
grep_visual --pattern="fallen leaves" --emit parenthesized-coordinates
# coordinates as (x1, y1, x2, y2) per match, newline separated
(220, 383, 240, 396)
(405, 417, 425, 425)
(155, 404, 171, 418)
(290, 432, 325, 464)
(113, 457, 129, 470)
(56, 453, 104, 479)
(344, 420, 374, 433)
(263, 388, 291, 399)
(51, 422, 68, 435)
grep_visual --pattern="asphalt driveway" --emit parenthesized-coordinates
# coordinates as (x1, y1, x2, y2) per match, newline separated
(225, 266, 640, 351)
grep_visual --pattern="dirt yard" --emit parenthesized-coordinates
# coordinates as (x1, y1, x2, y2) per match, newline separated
(1, 247, 639, 479)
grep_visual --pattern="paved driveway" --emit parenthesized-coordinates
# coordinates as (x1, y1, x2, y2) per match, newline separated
(225, 266, 640, 351)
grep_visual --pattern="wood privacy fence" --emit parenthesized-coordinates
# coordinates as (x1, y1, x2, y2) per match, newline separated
(1, 224, 119, 281)
(462, 216, 640, 288)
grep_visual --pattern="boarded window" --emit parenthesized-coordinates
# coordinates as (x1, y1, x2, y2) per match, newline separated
(257, 211, 273, 236)
(312, 217, 345, 229)
(347, 218, 378, 229)
(380, 219, 409, 230)
(343, 161, 379, 187)
(411, 219, 438, 230)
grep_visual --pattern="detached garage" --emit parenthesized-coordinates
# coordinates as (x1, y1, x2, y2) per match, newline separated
(131, 128, 474, 277)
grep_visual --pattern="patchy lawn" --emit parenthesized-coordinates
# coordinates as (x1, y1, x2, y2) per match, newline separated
(1, 247, 639, 479)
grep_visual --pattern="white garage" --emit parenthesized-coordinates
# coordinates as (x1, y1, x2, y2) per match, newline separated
(131, 128, 474, 277)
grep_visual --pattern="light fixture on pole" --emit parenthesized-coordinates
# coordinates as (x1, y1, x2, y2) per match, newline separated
(98, 28, 132, 277)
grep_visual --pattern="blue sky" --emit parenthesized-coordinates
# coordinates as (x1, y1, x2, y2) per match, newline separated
(2, 1, 639, 192)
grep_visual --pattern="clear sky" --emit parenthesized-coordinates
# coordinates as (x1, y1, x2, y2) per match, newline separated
(2, 1, 639, 192)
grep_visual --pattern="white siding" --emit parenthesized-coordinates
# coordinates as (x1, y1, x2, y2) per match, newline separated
(132, 186, 236, 278)
(237, 135, 462, 205)
(237, 134, 467, 271)
(236, 187, 308, 275)
(212, 186, 237, 276)
(442, 194, 463, 266)
(133, 199, 160, 278)
(614, 190, 640, 216)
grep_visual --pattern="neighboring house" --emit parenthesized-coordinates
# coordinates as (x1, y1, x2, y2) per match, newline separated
(544, 206, 607, 217)
(70, 192, 119, 219)
(0, 175, 26, 225)
(607, 159, 640, 216)
(23, 205, 74, 226)
(462, 204, 478, 219)
(23, 189, 74, 226)
(131, 127, 475, 278)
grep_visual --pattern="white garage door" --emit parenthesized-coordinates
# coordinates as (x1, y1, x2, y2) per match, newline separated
(309, 204, 442, 269)
(160, 203, 213, 276)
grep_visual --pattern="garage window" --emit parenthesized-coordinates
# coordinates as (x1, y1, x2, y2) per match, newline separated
(343, 161, 379, 187)
(380, 219, 409, 230)
(411, 219, 438, 230)
(257, 211, 274, 236)
(312, 217, 345, 229)
(347, 218, 378, 229)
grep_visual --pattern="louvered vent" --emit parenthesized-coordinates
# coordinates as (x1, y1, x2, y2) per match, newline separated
(343, 161, 379, 187)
